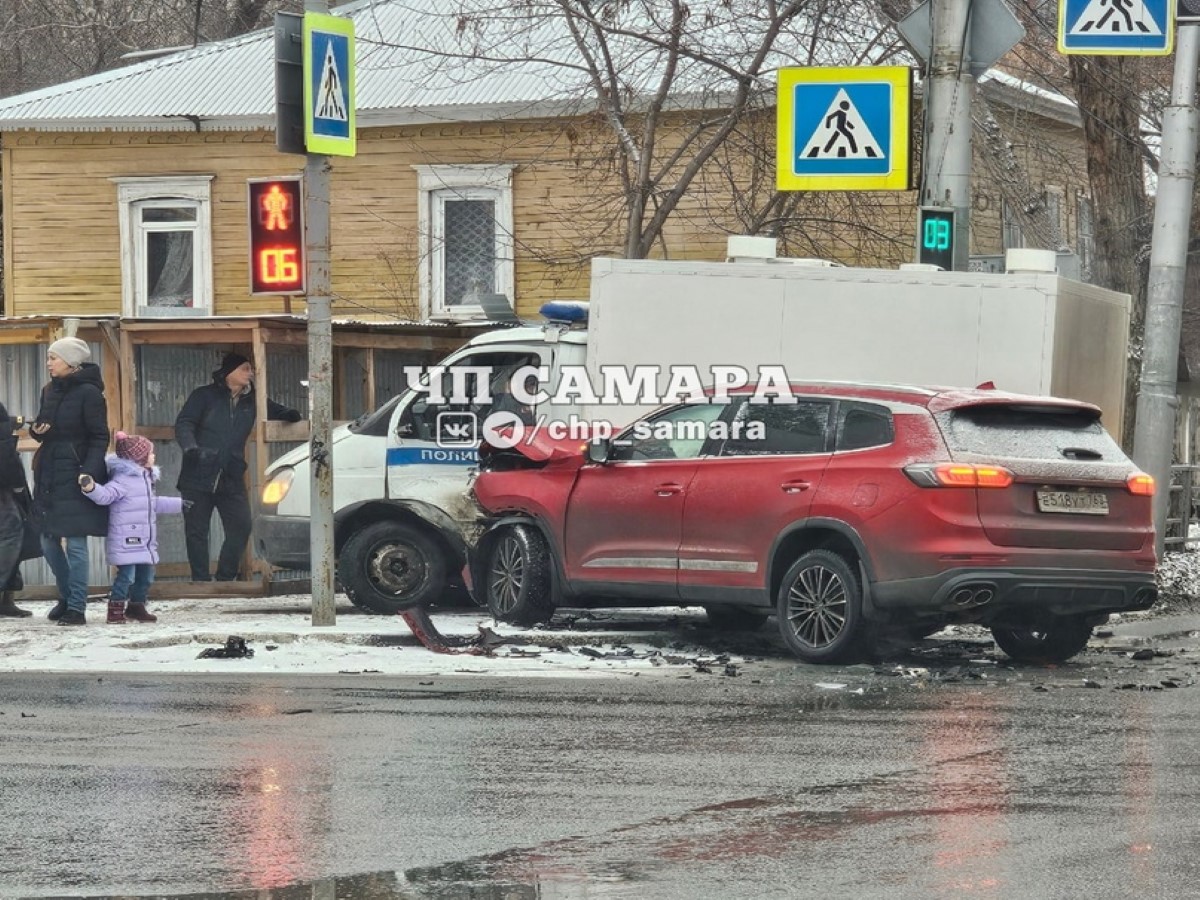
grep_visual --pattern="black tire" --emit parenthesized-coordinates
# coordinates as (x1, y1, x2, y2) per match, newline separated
(991, 617, 1093, 664)
(483, 525, 555, 626)
(705, 604, 769, 631)
(776, 549, 868, 664)
(338, 520, 448, 614)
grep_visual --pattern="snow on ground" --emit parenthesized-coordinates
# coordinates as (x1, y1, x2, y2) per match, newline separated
(5, 558, 1196, 679)
(1157, 549, 1200, 609)
(0, 595, 757, 678)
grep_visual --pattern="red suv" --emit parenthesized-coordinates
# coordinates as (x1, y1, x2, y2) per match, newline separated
(468, 383, 1157, 664)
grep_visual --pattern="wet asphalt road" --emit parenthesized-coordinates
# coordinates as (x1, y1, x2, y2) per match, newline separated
(1, 660, 1198, 899)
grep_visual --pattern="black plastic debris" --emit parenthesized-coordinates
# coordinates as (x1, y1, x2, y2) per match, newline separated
(197, 636, 255, 659)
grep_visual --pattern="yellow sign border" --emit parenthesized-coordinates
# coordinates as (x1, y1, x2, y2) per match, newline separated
(303, 12, 357, 157)
(776, 66, 913, 192)
(1056, 0, 1175, 56)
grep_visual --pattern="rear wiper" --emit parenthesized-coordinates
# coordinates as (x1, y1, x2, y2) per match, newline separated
(1061, 447, 1103, 461)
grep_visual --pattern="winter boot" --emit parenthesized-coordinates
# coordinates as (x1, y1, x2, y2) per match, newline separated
(125, 603, 158, 623)
(106, 599, 126, 624)
(56, 609, 86, 626)
(47, 600, 67, 621)
(0, 590, 32, 618)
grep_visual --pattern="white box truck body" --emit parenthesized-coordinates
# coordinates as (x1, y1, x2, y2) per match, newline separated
(256, 257, 1131, 613)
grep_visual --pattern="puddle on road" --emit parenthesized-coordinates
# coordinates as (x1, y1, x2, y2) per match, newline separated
(58, 862, 635, 899)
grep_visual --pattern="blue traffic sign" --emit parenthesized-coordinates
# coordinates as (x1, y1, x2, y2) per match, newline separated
(1058, 0, 1174, 55)
(776, 67, 912, 192)
(303, 12, 356, 156)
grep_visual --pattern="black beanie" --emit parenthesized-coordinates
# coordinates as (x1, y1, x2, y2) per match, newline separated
(214, 352, 250, 381)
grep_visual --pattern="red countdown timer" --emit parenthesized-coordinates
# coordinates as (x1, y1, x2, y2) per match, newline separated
(248, 177, 305, 295)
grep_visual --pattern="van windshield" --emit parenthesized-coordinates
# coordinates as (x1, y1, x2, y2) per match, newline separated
(349, 394, 404, 437)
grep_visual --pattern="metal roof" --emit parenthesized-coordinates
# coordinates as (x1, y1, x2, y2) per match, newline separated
(0, 0, 589, 132)
(0, 0, 1076, 134)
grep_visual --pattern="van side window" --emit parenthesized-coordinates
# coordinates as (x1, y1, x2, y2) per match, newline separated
(720, 400, 832, 456)
(836, 404, 893, 451)
(397, 351, 540, 443)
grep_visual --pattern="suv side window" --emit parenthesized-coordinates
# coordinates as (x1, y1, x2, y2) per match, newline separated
(720, 399, 833, 456)
(609, 402, 726, 461)
(836, 403, 894, 451)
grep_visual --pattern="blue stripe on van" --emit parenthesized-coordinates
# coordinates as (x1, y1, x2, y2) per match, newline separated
(386, 447, 478, 466)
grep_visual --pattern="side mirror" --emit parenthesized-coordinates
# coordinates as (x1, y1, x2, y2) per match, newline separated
(586, 437, 610, 464)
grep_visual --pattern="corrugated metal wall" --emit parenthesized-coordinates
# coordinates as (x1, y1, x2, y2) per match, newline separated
(0, 341, 110, 589)
(1, 335, 471, 590)
(136, 345, 235, 580)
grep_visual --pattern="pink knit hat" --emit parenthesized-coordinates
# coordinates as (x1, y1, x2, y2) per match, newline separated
(115, 431, 154, 466)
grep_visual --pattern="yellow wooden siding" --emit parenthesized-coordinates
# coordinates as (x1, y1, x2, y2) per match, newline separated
(2, 107, 1090, 320)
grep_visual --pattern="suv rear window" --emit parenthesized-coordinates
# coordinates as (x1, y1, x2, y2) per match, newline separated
(935, 404, 1124, 461)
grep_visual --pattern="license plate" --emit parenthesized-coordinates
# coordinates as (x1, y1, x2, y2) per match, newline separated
(1036, 490, 1109, 515)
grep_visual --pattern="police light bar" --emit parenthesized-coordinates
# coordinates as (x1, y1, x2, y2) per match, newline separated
(539, 301, 589, 324)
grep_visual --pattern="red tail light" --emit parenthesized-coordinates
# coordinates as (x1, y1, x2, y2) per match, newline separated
(904, 463, 1014, 489)
(1126, 473, 1155, 496)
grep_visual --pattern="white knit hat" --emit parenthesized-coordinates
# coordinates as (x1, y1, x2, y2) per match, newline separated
(48, 337, 90, 368)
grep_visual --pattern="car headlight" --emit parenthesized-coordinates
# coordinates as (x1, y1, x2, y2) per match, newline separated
(262, 468, 295, 506)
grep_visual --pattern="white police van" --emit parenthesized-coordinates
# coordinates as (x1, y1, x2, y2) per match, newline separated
(256, 303, 589, 613)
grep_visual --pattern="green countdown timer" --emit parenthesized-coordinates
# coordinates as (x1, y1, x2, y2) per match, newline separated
(918, 207, 955, 271)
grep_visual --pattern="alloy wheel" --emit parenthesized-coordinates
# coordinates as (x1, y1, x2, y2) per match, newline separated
(785, 564, 847, 649)
(488, 534, 525, 615)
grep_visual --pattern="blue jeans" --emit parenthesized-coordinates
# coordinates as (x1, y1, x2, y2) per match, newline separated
(112, 564, 155, 605)
(41, 535, 89, 613)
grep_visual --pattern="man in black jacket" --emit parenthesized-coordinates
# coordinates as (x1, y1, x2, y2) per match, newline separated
(175, 353, 301, 582)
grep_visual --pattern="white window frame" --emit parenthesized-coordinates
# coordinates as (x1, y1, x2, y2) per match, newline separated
(112, 176, 214, 317)
(413, 164, 514, 319)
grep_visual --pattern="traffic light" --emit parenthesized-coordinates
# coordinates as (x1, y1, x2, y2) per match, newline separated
(275, 12, 305, 155)
(248, 177, 305, 295)
(917, 207, 955, 271)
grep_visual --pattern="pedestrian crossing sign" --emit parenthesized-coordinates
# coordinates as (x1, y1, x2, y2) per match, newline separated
(776, 67, 913, 191)
(1058, 0, 1174, 55)
(303, 12, 356, 156)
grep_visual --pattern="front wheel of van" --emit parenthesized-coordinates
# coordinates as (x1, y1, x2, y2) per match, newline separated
(339, 521, 448, 614)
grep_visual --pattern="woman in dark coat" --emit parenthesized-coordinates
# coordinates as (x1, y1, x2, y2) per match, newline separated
(31, 337, 109, 625)
(0, 402, 32, 617)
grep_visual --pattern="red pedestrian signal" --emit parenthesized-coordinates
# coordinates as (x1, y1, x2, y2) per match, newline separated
(248, 177, 305, 295)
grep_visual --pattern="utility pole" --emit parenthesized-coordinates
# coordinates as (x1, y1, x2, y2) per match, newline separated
(921, 0, 973, 271)
(306, 0, 335, 626)
(1133, 23, 1200, 557)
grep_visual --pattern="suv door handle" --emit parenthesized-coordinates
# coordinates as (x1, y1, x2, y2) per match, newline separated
(781, 480, 811, 493)
(655, 483, 684, 496)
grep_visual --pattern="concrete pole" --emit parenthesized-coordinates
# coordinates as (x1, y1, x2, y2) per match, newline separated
(1134, 25, 1200, 558)
(306, 0, 335, 626)
(921, 0, 973, 271)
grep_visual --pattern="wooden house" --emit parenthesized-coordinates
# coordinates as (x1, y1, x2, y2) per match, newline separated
(0, 1, 1097, 326)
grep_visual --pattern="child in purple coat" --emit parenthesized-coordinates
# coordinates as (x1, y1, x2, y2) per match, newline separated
(79, 432, 184, 624)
